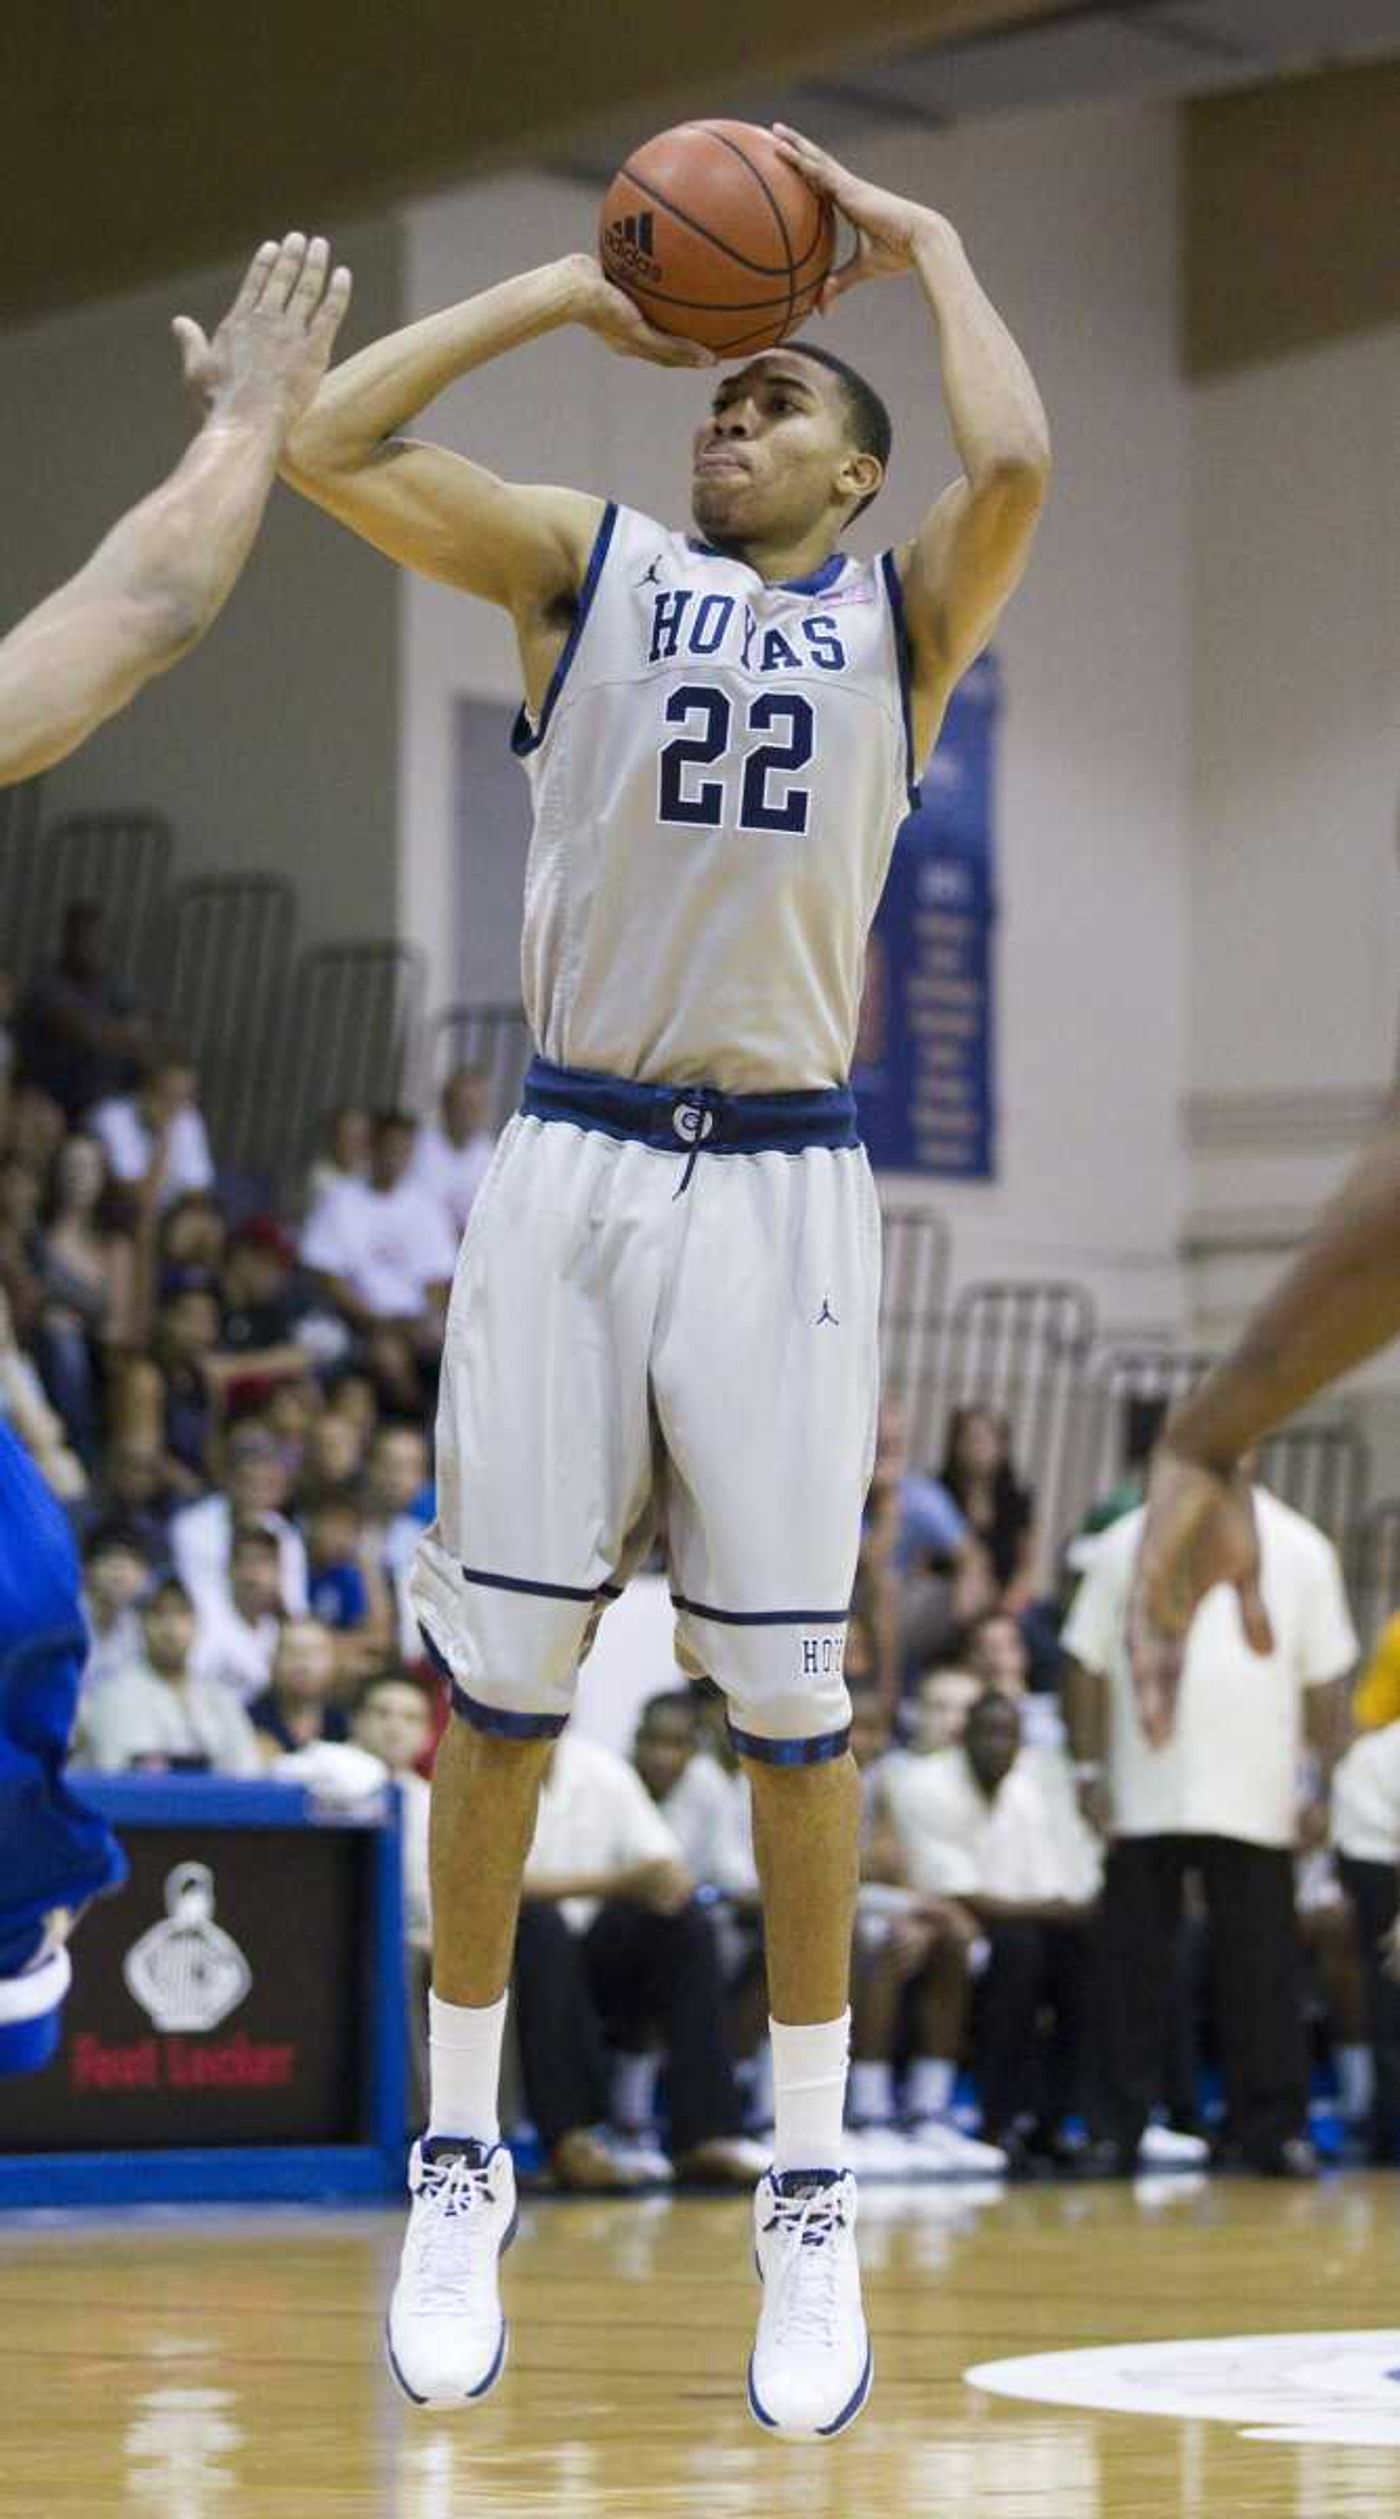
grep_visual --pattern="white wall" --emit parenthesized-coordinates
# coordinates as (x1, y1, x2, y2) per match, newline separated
(399, 99, 1194, 1335)
(1188, 321, 1400, 1366)
(0, 219, 403, 949)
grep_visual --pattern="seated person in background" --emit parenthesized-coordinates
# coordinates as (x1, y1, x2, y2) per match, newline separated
(632, 1686, 765, 2140)
(513, 1725, 763, 2192)
(156, 1190, 229, 1278)
(191, 1521, 284, 1703)
(410, 1065, 496, 1238)
(354, 1667, 436, 2118)
(74, 1574, 262, 1776)
(304, 1104, 372, 1211)
(91, 1049, 215, 1216)
(214, 1217, 317, 1406)
(143, 1271, 224, 1490)
(847, 1679, 1003, 2174)
(298, 1403, 369, 1501)
(907, 1661, 981, 1756)
(91, 1437, 178, 1559)
(301, 1109, 456, 1354)
(80, 1523, 152, 1694)
(884, 1688, 1100, 2166)
(964, 1606, 1064, 1749)
(169, 1418, 309, 1623)
(247, 1618, 349, 1759)
(32, 1131, 135, 1467)
(14, 900, 150, 1124)
(1331, 1723, 1400, 2162)
(362, 1419, 433, 1582)
(940, 1403, 1039, 1612)
(868, 1397, 991, 1696)
(304, 1488, 393, 1683)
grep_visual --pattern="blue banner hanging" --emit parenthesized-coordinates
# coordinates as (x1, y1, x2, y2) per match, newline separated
(853, 651, 999, 1179)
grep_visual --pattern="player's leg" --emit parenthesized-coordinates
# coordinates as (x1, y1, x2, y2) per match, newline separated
(658, 1142, 879, 2441)
(391, 1119, 660, 2409)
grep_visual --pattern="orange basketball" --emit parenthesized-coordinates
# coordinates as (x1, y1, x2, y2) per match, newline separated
(598, 120, 836, 358)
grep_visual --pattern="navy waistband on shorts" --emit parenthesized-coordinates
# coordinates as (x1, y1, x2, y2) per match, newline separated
(521, 1056, 860, 1158)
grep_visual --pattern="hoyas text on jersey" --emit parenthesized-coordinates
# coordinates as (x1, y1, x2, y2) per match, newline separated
(647, 589, 849, 677)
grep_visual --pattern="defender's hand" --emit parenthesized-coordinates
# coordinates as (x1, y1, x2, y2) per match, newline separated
(770, 125, 952, 310)
(172, 233, 353, 434)
(564, 254, 714, 368)
(1129, 1448, 1273, 1747)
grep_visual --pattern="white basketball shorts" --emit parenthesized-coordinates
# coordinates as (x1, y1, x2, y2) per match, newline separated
(409, 1103, 881, 1762)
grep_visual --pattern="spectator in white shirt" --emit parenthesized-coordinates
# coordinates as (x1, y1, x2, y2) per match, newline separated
(354, 1672, 437, 2120)
(884, 1689, 1100, 2165)
(847, 1682, 1006, 2173)
(410, 1065, 496, 1238)
(1332, 1722, 1400, 2161)
(169, 1420, 309, 1624)
(74, 1576, 262, 1776)
(90, 1052, 215, 1214)
(80, 1523, 152, 1695)
(190, 1521, 284, 1703)
(301, 1109, 457, 1340)
(1063, 1483, 1356, 2177)
(511, 1727, 762, 2192)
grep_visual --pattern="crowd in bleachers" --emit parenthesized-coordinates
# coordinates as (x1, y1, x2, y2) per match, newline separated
(6, 898, 1400, 2188)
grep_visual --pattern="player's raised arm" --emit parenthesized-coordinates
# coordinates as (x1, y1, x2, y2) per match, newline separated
(0, 236, 351, 788)
(281, 257, 712, 620)
(773, 127, 1050, 757)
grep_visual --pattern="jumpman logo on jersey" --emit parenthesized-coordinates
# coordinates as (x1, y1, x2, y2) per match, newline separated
(815, 1295, 840, 1327)
(635, 555, 665, 589)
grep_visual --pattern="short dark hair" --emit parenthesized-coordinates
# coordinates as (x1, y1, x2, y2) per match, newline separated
(787, 342, 892, 521)
(230, 1521, 280, 1559)
(637, 1689, 698, 1731)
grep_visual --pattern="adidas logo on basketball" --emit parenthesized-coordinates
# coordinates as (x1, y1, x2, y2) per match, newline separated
(605, 212, 661, 284)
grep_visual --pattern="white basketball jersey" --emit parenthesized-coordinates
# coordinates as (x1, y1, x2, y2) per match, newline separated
(513, 502, 918, 1094)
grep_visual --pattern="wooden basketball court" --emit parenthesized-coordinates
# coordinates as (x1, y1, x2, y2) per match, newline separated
(1, 2173, 1396, 2516)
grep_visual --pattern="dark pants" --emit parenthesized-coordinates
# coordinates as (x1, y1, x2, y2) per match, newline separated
(1093, 1834, 1307, 2162)
(1338, 1855, 1400, 2158)
(512, 1896, 744, 2156)
(975, 1916, 1092, 2141)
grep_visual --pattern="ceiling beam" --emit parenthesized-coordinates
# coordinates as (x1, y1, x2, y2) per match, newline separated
(1, 0, 1066, 325)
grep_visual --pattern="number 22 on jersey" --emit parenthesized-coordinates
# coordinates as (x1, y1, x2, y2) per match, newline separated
(657, 684, 815, 835)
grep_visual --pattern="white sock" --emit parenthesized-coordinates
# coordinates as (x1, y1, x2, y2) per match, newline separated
(1337, 2043, 1375, 2122)
(611, 2049, 659, 2132)
(770, 2011, 850, 2174)
(905, 2056, 955, 2123)
(848, 2058, 895, 2125)
(427, 1988, 507, 2145)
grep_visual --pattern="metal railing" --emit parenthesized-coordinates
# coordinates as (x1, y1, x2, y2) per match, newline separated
(425, 1002, 532, 1132)
(877, 1201, 951, 1468)
(159, 875, 298, 1173)
(6, 810, 172, 996)
(269, 941, 427, 1190)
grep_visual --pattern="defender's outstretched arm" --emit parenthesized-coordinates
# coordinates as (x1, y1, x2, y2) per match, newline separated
(0, 235, 350, 787)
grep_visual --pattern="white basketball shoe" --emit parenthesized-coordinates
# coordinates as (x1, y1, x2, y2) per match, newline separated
(748, 2168, 872, 2441)
(386, 2136, 518, 2408)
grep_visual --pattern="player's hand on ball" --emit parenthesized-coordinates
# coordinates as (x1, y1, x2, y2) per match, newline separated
(172, 233, 353, 433)
(770, 124, 953, 309)
(565, 254, 715, 368)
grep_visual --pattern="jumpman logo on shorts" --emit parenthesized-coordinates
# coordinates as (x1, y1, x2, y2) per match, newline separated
(815, 1295, 839, 1327)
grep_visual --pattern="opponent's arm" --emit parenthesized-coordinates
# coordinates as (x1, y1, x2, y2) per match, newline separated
(0, 236, 351, 788)
(1131, 1108, 1400, 1732)
(773, 127, 1050, 756)
(281, 256, 711, 618)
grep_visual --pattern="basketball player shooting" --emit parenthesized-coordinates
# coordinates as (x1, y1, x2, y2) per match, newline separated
(0, 233, 350, 2075)
(284, 123, 1048, 2441)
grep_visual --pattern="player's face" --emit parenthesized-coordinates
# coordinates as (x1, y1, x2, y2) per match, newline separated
(691, 355, 863, 548)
